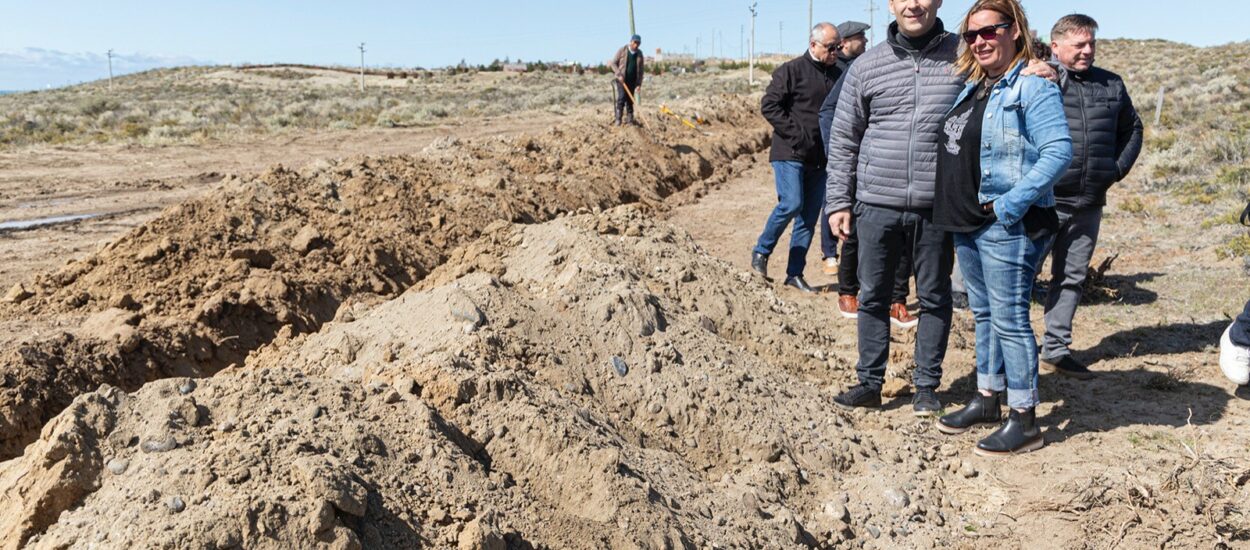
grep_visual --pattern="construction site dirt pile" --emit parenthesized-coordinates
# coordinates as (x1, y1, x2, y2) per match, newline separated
(1, 207, 1239, 549)
(0, 95, 768, 461)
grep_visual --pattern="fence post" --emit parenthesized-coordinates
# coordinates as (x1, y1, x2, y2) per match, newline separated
(1154, 86, 1166, 126)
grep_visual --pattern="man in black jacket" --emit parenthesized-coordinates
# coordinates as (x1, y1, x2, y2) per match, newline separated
(751, 22, 843, 292)
(1040, 14, 1143, 379)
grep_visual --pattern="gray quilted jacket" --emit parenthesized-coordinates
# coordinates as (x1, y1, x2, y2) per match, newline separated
(825, 23, 965, 213)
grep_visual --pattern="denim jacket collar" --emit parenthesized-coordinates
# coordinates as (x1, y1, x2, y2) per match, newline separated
(948, 60, 1028, 116)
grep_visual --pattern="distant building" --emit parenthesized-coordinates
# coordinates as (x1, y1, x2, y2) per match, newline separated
(503, 64, 527, 73)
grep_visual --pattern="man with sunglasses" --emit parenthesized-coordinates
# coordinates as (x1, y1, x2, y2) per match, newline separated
(751, 22, 843, 292)
(825, 0, 1055, 415)
(1038, 14, 1143, 380)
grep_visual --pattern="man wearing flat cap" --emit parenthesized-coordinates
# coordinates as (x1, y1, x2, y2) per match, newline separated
(610, 35, 646, 126)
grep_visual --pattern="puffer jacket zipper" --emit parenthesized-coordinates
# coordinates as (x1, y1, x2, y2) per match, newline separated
(895, 33, 949, 211)
(1076, 78, 1089, 197)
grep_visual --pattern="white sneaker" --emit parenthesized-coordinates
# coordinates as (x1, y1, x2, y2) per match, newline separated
(823, 257, 838, 275)
(1220, 323, 1250, 386)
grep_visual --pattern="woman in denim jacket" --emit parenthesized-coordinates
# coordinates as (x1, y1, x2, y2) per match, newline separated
(932, 0, 1072, 456)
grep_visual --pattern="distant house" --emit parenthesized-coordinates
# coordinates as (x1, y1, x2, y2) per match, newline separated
(503, 64, 527, 73)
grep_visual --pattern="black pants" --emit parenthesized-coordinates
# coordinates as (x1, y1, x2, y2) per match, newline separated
(614, 80, 638, 121)
(1234, 299, 1250, 348)
(853, 202, 954, 390)
(837, 221, 913, 303)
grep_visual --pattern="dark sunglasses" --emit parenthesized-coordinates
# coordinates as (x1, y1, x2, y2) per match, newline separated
(819, 40, 842, 51)
(962, 21, 1013, 44)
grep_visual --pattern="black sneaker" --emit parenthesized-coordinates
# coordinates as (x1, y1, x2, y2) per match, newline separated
(833, 384, 882, 410)
(911, 386, 941, 417)
(936, 391, 1002, 434)
(1040, 355, 1095, 380)
(784, 276, 816, 293)
(750, 251, 769, 279)
(975, 407, 1044, 456)
(952, 291, 969, 311)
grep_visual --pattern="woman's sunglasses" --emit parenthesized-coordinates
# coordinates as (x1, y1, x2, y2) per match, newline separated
(962, 21, 1013, 44)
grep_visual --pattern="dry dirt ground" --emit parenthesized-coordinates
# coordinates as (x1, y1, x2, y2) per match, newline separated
(0, 109, 578, 295)
(0, 87, 1248, 549)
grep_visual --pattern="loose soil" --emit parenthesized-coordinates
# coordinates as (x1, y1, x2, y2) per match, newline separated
(1, 85, 1248, 549)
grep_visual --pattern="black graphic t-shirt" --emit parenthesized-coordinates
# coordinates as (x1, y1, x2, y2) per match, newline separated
(934, 86, 990, 233)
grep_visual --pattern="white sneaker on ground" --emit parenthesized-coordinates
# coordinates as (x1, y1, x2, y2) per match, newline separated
(823, 257, 838, 275)
(1220, 323, 1250, 386)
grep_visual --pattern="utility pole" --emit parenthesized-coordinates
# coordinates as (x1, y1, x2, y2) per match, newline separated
(357, 42, 366, 92)
(809, 0, 813, 36)
(628, 0, 636, 36)
(106, 49, 114, 91)
(740, 25, 745, 61)
(867, 0, 880, 45)
(779, 21, 783, 53)
(710, 31, 715, 60)
(749, 3, 758, 85)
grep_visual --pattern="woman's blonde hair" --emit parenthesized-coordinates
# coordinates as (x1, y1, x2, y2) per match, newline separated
(954, 0, 1035, 82)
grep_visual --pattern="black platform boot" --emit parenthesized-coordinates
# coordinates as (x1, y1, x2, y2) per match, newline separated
(936, 391, 1002, 434)
(974, 407, 1044, 456)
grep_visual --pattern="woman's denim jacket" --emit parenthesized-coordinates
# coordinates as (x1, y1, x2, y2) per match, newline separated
(947, 60, 1073, 227)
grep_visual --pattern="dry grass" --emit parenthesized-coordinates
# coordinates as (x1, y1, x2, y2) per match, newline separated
(0, 65, 755, 149)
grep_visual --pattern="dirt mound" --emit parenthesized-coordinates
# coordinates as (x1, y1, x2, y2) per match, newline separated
(4, 207, 1243, 548)
(0, 96, 768, 460)
(0, 207, 892, 549)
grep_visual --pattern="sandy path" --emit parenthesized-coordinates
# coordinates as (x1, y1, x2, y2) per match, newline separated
(668, 156, 1250, 546)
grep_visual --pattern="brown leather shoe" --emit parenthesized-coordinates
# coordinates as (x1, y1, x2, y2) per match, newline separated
(890, 302, 918, 329)
(837, 294, 858, 319)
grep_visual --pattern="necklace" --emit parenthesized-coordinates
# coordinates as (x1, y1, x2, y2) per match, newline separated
(976, 74, 1003, 100)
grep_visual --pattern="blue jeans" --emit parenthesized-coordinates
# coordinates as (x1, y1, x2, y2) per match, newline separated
(753, 161, 826, 278)
(955, 221, 1047, 409)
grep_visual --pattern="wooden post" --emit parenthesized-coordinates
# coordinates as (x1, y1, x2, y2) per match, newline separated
(1154, 86, 1166, 126)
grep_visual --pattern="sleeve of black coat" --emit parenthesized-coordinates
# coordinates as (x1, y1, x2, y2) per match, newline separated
(825, 61, 868, 214)
(761, 64, 807, 154)
(1113, 83, 1144, 182)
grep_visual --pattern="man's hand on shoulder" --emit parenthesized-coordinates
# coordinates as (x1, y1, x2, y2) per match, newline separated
(1022, 59, 1058, 83)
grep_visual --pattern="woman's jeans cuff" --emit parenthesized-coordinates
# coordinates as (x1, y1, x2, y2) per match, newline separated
(977, 372, 1006, 393)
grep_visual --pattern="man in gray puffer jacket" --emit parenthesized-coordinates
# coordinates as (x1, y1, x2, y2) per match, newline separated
(825, 0, 1057, 415)
(1039, 14, 1143, 380)
(824, 0, 963, 415)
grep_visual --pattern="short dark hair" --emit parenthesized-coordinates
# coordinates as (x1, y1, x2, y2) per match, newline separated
(1032, 38, 1052, 60)
(1051, 14, 1099, 42)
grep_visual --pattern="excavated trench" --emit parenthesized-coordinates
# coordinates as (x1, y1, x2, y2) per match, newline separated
(0, 95, 770, 462)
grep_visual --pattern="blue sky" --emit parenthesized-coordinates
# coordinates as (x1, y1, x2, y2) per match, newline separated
(2, 0, 1247, 90)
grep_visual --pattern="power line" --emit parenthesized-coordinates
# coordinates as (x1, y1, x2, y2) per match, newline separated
(106, 49, 114, 91)
(749, 2, 758, 85)
(357, 42, 366, 92)
(627, 0, 636, 36)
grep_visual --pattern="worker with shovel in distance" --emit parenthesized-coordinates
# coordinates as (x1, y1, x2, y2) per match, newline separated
(611, 34, 645, 126)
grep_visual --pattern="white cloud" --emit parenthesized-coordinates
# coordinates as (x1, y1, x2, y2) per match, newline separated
(0, 48, 211, 90)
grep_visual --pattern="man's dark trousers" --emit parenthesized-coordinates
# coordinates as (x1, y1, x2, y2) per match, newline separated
(614, 80, 638, 121)
(834, 222, 913, 303)
(853, 202, 953, 390)
(754, 161, 826, 277)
